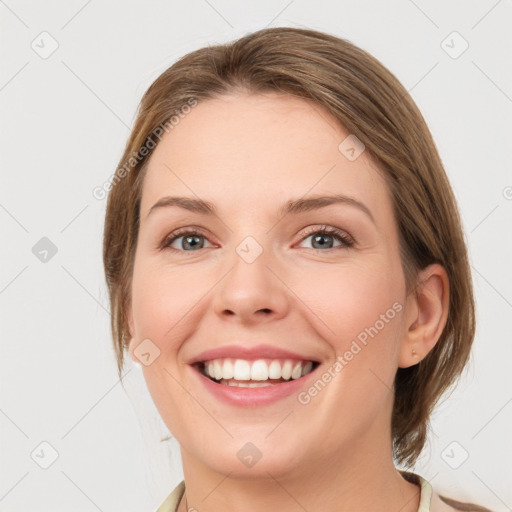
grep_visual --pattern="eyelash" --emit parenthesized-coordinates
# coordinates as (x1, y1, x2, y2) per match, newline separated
(160, 225, 355, 253)
(298, 225, 354, 249)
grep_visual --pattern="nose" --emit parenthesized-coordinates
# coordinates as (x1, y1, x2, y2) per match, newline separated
(212, 244, 290, 325)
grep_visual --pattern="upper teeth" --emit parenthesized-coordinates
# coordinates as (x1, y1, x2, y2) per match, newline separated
(203, 358, 314, 381)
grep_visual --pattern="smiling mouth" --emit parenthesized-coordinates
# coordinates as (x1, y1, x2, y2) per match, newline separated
(193, 358, 320, 387)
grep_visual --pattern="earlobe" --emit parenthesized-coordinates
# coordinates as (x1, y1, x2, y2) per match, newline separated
(398, 264, 449, 368)
(126, 337, 137, 363)
(125, 332, 141, 365)
(125, 305, 137, 362)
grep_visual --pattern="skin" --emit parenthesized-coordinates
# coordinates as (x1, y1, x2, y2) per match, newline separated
(126, 92, 449, 512)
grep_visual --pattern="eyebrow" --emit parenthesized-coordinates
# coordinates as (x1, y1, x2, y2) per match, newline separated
(146, 194, 375, 223)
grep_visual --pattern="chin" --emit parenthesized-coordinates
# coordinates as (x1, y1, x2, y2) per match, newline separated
(186, 439, 307, 479)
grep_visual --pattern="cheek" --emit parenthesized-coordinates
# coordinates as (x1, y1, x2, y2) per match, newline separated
(295, 258, 406, 408)
(131, 260, 200, 336)
(282, 263, 405, 448)
(130, 258, 221, 375)
(297, 261, 402, 344)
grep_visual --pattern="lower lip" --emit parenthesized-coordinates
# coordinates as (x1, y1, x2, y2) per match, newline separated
(190, 365, 319, 407)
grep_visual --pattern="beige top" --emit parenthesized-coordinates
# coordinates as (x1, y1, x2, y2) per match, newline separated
(155, 471, 492, 512)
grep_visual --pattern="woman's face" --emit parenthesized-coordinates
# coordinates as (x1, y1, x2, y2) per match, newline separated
(127, 92, 412, 478)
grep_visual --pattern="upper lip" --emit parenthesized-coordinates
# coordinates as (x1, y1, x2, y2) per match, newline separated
(187, 344, 320, 365)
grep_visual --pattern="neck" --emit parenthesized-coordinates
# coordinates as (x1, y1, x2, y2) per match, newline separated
(176, 415, 421, 512)
(178, 438, 420, 512)
(178, 456, 420, 512)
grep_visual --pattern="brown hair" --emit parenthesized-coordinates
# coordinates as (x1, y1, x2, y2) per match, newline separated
(103, 26, 475, 468)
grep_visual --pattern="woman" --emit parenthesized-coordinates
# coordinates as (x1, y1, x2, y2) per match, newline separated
(103, 27, 492, 512)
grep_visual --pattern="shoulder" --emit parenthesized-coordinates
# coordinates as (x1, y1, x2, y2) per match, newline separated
(159, 475, 496, 512)
(400, 471, 494, 512)
(432, 492, 495, 512)
(155, 480, 185, 512)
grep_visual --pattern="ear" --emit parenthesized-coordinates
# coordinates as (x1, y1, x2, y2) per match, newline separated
(398, 263, 450, 368)
(125, 302, 138, 363)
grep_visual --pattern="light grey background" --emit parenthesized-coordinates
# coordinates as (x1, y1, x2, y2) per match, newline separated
(1, 1, 511, 511)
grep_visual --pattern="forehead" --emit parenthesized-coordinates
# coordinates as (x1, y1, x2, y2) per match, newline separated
(139, 92, 392, 222)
